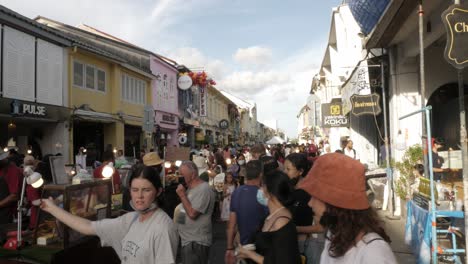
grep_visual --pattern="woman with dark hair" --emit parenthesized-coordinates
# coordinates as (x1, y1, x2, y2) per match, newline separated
(214, 152, 227, 172)
(40, 165, 179, 264)
(298, 153, 396, 263)
(284, 153, 324, 264)
(238, 170, 301, 264)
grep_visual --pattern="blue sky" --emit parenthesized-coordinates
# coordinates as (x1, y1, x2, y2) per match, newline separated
(0, 0, 342, 137)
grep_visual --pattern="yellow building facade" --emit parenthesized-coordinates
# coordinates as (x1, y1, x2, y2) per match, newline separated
(68, 48, 153, 164)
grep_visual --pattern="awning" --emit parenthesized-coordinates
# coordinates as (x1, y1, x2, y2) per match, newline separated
(72, 109, 120, 123)
(341, 60, 372, 115)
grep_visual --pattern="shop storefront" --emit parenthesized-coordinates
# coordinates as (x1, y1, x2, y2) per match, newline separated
(0, 98, 70, 161)
(155, 112, 179, 148)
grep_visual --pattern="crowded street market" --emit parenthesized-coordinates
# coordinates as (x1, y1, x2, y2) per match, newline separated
(1, 0, 468, 263)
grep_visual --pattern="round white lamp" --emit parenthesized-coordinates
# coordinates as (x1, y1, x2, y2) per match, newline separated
(102, 162, 114, 178)
(164, 161, 172, 168)
(175, 160, 182, 167)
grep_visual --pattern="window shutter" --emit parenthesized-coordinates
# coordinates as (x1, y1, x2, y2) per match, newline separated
(85, 65, 95, 89)
(97, 69, 105, 92)
(3, 26, 35, 101)
(37, 39, 63, 105)
(73, 61, 84, 87)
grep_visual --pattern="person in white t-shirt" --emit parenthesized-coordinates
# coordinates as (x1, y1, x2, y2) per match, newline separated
(298, 153, 397, 264)
(40, 165, 179, 264)
(343, 139, 359, 161)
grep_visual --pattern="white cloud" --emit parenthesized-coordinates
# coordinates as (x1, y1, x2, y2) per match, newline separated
(166, 47, 226, 82)
(233, 46, 273, 65)
(219, 70, 290, 95)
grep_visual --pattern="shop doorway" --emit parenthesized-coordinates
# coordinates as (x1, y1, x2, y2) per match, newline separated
(124, 125, 141, 159)
(73, 121, 104, 166)
(427, 83, 468, 148)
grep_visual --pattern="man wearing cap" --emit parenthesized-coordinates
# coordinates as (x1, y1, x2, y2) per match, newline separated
(298, 153, 397, 263)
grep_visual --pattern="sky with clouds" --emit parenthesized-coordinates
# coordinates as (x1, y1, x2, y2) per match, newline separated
(0, 0, 342, 138)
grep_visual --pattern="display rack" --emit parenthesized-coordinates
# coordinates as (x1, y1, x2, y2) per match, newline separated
(34, 179, 112, 248)
(400, 106, 465, 263)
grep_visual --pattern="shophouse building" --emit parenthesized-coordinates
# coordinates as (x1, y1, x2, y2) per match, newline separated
(0, 6, 72, 161)
(220, 90, 258, 145)
(363, 0, 463, 159)
(311, 3, 381, 166)
(36, 17, 154, 164)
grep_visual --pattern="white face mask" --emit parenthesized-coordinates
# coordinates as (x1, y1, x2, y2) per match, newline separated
(238, 160, 245, 165)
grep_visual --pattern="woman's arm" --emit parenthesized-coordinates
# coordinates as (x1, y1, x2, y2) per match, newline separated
(40, 197, 96, 235)
(297, 223, 325, 234)
(238, 247, 264, 264)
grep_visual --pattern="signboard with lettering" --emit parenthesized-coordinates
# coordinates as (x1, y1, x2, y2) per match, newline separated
(162, 114, 176, 124)
(165, 146, 191, 162)
(11, 100, 47, 117)
(442, 5, 468, 69)
(350, 93, 382, 116)
(219, 119, 229, 129)
(199, 87, 207, 117)
(321, 99, 349, 128)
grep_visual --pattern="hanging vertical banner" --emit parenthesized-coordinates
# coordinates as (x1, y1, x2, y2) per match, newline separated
(199, 86, 207, 117)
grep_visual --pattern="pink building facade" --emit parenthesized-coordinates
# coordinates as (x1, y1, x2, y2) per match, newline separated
(150, 55, 179, 147)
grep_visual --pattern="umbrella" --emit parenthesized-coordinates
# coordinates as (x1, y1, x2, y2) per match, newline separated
(266, 136, 284, 145)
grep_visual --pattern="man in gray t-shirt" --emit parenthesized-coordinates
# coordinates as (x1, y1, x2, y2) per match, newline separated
(175, 161, 215, 264)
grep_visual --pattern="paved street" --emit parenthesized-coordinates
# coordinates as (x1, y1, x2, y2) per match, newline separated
(208, 210, 416, 263)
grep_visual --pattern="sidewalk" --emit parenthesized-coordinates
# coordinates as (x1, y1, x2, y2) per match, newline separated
(379, 210, 416, 264)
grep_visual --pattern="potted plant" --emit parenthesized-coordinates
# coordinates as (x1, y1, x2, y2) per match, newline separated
(394, 144, 423, 215)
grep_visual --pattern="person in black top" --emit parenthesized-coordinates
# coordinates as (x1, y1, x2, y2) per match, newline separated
(284, 153, 325, 264)
(432, 137, 447, 181)
(238, 170, 301, 264)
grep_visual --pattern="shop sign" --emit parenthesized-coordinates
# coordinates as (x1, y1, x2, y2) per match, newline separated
(219, 119, 229, 129)
(321, 99, 349, 128)
(442, 5, 468, 69)
(162, 114, 176, 124)
(341, 66, 372, 115)
(199, 86, 207, 117)
(178, 75, 193, 90)
(350, 93, 381, 116)
(11, 100, 47, 117)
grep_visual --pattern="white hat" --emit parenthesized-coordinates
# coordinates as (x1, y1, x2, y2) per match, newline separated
(0, 152, 8, 161)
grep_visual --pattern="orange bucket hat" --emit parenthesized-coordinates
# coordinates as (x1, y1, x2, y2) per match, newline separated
(298, 153, 369, 210)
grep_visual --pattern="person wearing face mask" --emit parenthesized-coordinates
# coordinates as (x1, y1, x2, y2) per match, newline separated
(284, 153, 324, 264)
(298, 153, 397, 264)
(237, 170, 301, 264)
(40, 165, 179, 264)
(237, 154, 247, 185)
(175, 161, 216, 264)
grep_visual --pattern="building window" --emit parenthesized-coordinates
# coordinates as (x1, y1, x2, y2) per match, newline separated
(121, 73, 146, 105)
(86, 65, 95, 89)
(73, 60, 106, 92)
(73, 61, 84, 87)
(97, 69, 106, 92)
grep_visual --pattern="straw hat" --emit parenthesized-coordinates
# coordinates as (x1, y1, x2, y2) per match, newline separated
(143, 152, 164, 166)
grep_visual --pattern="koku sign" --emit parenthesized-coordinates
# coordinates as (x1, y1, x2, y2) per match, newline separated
(350, 93, 381, 116)
(321, 99, 349, 128)
(11, 100, 47, 117)
(442, 5, 468, 69)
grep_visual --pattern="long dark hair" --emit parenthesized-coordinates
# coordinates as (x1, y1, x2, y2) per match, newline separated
(285, 153, 310, 178)
(263, 170, 294, 207)
(321, 204, 391, 258)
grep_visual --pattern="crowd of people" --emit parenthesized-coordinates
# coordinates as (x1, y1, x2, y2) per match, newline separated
(0, 138, 398, 264)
